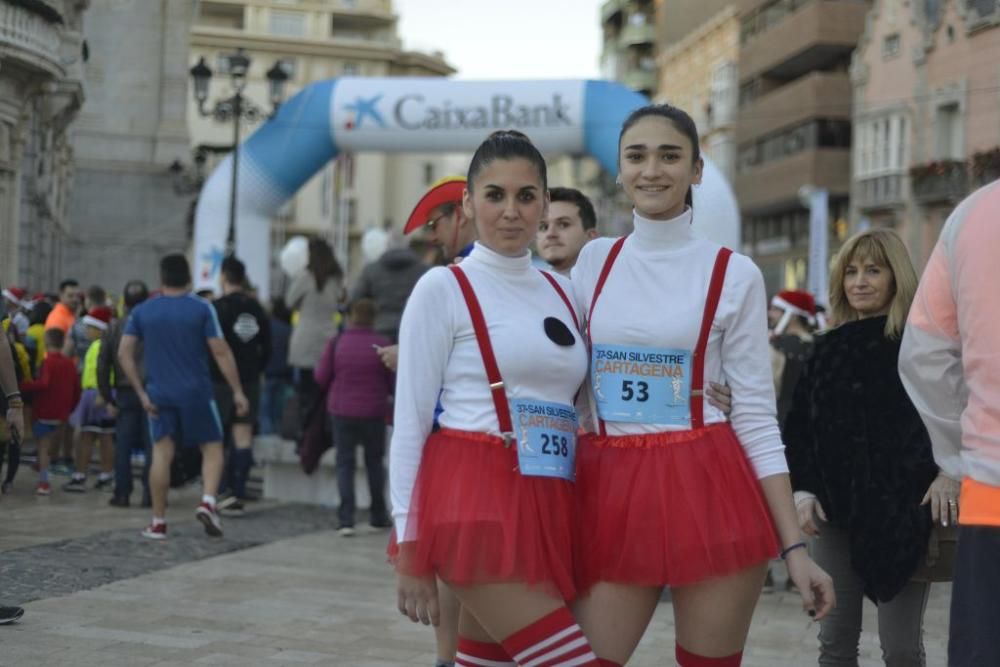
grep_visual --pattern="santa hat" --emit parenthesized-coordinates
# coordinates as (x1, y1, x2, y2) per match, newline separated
(771, 290, 816, 335)
(403, 176, 466, 234)
(24, 293, 45, 311)
(82, 306, 113, 331)
(2, 286, 26, 306)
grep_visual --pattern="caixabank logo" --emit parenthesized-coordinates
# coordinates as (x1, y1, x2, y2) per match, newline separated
(341, 94, 387, 130)
(331, 80, 584, 152)
(339, 91, 574, 132)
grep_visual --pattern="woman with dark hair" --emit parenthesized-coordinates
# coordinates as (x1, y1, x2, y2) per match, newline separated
(285, 238, 344, 438)
(785, 228, 946, 666)
(569, 104, 834, 666)
(391, 130, 602, 666)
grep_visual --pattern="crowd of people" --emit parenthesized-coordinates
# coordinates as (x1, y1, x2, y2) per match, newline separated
(0, 101, 996, 667)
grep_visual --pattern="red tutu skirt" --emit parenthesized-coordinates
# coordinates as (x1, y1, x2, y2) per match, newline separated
(388, 428, 577, 601)
(574, 422, 779, 592)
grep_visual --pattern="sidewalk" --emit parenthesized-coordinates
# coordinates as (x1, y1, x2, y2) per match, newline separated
(0, 475, 951, 666)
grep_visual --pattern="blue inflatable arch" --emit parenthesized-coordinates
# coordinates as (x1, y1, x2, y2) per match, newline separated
(193, 78, 739, 297)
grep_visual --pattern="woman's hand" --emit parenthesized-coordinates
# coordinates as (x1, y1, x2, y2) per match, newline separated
(397, 573, 440, 626)
(378, 345, 400, 372)
(796, 496, 827, 537)
(706, 382, 732, 416)
(922, 472, 961, 527)
(785, 548, 836, 620)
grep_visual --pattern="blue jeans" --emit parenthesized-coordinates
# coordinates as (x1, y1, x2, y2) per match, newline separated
(330, 415, 388, 528)
(113, 387, 151, 502)
(258, 376, 293, 435)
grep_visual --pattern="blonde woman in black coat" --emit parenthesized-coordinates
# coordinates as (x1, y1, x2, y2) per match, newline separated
(785, 228, 959, 666)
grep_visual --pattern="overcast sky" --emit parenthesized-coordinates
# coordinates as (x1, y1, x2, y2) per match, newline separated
(394, 0, 605, 80)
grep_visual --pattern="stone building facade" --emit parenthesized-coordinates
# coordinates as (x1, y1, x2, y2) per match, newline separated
(0, 0, 88, 291)
(63, 0, 197, 293)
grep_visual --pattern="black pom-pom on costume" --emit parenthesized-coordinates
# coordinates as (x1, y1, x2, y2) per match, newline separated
(544, 317, 576, 346)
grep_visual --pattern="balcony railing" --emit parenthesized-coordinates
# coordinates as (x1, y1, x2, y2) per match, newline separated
(622, 68, 657, 93)
(971, 147, 1000, 187)
(855, 173, 905, 210)
(0, 3, 62, 71)
(620, 21, 656, 46)
(602, 0, 626, 23)
(910, 160, 968, 204)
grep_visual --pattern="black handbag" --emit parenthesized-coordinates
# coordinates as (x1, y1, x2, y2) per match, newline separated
(912, 524, 958, 583)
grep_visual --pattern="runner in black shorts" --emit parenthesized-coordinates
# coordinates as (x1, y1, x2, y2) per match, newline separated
(211, 256, 270, 516)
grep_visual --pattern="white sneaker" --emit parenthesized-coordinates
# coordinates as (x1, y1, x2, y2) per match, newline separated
(195, 503, 223, 538)
(337, 526, 355, 537)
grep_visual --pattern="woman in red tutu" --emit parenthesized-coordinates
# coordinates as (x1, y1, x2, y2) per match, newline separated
(569, 105, 836, 666)
(390, 130, 604, 667)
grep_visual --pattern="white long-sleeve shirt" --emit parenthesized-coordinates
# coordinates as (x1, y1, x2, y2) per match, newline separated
(389, 243, 589, 541)
(571, 209, 789, 479)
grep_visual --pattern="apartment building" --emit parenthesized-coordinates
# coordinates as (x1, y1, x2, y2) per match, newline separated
(852, 0, 1000, 269)
(735, 0, 869, 291)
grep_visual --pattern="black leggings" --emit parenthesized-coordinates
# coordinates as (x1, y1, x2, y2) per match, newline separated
(295, 368, 321, 442)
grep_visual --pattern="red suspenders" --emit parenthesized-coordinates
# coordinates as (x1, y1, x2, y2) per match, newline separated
(448, 265, 579, 445)
(587, 237, 733, 433)
(691, 248, 733, 429)
(539, 271, 580, 331)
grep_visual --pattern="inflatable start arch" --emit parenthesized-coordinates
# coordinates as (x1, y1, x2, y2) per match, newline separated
(193, 78, 740, 296)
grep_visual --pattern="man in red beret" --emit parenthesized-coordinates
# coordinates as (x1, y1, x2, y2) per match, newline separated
(403, 176, 477, 262)
(377, 177, 478, 371)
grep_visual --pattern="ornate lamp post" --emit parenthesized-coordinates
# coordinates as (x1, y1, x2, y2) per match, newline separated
(189, 48, 289, 254)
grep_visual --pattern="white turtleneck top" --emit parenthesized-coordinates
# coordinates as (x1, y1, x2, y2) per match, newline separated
(390, 243, 589, 540)
(571, 209, 789, 479)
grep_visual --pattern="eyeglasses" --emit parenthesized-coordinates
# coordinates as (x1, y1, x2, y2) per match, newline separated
(425, 212, 450, 231)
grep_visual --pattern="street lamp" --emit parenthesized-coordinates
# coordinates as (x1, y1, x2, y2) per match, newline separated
(189, 48, 289, 254)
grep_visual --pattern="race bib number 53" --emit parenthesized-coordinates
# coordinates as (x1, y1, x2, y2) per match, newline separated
(591, 344, 692, 425)
(511, 398, 577, 481)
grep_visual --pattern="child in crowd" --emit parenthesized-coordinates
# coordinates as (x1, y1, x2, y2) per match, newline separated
(64, 307, 116, 492)
(21, 328, 80, 495)
(25, 300, 52, 376)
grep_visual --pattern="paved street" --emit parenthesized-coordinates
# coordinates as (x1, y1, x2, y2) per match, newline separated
(0, 472, 951, 666)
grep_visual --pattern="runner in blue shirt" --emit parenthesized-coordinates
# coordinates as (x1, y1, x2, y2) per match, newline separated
(118, 253, 248, 540)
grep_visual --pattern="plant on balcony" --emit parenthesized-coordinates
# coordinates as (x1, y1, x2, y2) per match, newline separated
(971, 146, 1000, 185)
(908, 159, 965, 181)
(909, 159, 968, 203)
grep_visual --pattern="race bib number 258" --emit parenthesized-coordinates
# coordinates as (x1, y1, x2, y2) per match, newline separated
(511, 398, 577, 481)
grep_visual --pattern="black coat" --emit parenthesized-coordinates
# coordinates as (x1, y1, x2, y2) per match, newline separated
(784, 316, 937, 602)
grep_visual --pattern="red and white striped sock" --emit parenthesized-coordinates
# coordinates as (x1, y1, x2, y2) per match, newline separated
(676, 644, 743, 666)
(455, 637, 515, 666)
(500, 607, 599, 667)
